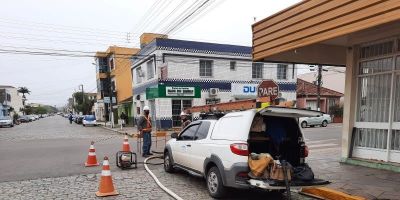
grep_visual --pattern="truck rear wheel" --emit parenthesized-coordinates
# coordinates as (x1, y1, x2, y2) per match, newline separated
(207, 166, 226, 198)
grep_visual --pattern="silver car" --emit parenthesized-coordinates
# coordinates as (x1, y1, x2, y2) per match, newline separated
(299, 114, 332, 128)
(0, 116, 14, 128)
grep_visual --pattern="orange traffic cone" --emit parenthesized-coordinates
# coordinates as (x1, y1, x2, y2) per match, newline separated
(85, 141, 99, 167)
(122, 134, 131, 152)
(96, 156, 119, 197)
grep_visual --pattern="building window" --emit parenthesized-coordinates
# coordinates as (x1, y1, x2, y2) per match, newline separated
(111, 81, 116, 91)
(147, 60, 154, 80)
(230, 61, 236, 71)
(199, 60, 213, 77)
(109, 55, 115, 70)
(172, 99, 192, 127)
(97, 57, 108, 73)
(277, 64, 288, 80)
(136, 67, 143, 84)
(252, 63, 263, 79)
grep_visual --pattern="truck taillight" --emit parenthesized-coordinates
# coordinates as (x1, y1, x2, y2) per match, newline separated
(230, 143, 248, 156)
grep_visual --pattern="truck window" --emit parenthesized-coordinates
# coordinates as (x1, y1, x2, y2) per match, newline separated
(195, 121, 211, 140)
(179, 124, 199, 140)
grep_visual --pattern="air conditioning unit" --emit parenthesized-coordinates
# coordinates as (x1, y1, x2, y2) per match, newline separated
(209, 88, 219, 96)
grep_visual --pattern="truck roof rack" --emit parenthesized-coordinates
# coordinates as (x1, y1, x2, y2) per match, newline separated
(199, 112, 226, 120)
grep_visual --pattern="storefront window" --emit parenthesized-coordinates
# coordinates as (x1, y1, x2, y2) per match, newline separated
(357, 73, 392, 122)
(172, 99, 192, 127)
(395, 74, 400, 122)
(354, 128, 387, 149)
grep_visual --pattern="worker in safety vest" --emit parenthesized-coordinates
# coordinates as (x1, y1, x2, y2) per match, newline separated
(180, 111, 191, 129)
(138, 106, 153, 157)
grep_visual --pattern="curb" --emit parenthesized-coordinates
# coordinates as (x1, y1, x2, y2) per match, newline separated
(341, 158, 400, 173)
(301, 187, 366, 200)
(99, 125, 135, 137)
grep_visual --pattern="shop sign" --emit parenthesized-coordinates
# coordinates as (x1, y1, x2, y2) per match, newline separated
(166, 86, 194, 97)
(231, 83, 258, 98)
(146, 85, 201, 99)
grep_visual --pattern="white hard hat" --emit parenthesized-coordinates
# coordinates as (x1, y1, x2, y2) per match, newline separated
(143, 106, 150, 111)
(180, 111, 187, 116)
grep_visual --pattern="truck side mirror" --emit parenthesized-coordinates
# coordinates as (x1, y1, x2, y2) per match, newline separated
(171, 132, 178, 139)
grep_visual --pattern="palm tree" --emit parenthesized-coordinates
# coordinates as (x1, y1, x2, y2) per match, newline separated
(17, 87, 30, 114)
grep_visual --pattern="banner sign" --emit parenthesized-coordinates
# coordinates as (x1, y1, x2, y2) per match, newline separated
(231, 83, 258, 98)
(166, 86, 195, 97)
(146, 85, 201, 99)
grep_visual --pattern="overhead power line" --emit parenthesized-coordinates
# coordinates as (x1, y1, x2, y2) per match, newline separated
(0, 17, 133, 36)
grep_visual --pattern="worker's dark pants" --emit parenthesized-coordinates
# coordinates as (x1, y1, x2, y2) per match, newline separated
(142, 132, 152, 155)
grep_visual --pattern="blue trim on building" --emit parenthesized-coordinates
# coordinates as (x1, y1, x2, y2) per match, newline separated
(155, 38, 251, 56)
(157, 119, 173, 129)
(133, 78, 297, 95)
(159, 79, 297, 92)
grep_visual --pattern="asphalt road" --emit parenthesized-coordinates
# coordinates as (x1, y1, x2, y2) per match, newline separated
(0, 116, 343, 199)
(0, 116, 127, 182)
(0, 116, 342, 182)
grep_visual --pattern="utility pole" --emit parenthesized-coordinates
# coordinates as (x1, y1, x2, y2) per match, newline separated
(317, 65, 322, 111)
(108, 80, 114, 128)
(80, 84, 85, 114)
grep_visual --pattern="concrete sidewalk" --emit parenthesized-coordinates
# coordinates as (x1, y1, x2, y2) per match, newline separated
(308, 149, 400, 200)
(99, 122, 176, 137)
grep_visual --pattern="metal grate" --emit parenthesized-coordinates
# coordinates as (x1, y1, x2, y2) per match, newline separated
(391, 130, 400, 150)
(359, 57, 393, 75)
(360, 41, 393, 59)
(395, 74, 400, 122)
(357, 73, 392, 122)
(355, 128, 388, 149)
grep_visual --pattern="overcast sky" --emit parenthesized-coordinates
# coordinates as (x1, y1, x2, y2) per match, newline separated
(0, 0, 301, 107)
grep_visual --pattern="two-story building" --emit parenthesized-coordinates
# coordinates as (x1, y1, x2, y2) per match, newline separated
(0, 86, 24, 116)
(94, 46, 139, 123)
(131, 33, 297, 129)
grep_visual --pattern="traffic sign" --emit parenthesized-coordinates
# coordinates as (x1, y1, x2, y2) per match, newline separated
(257, 80, 279, 100)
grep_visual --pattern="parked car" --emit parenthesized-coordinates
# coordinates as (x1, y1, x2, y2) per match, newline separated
(74, 115, 84, 124)
(0, 116, 14, 128)
(18, 116, 32, 123)
(163, 107, 329, 198)
(27, 115, 36, 121)
(82, 115, 97, 126)
(299, 114, 332, 128)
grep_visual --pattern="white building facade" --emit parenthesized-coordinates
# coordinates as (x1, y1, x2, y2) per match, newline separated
(131, 38, 297, 129)
(0, 86, 24, 116)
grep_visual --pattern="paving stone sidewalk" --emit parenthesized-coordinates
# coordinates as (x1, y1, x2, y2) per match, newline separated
(308, 149, 400, 200)
(0, 169, 173, 200)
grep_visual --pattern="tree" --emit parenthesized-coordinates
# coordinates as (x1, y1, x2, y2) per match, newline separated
(17, 87, 30, 115)
(329, 104, 343, 117)
(17, 87, 31, 103)
(72, 92, 95, 115)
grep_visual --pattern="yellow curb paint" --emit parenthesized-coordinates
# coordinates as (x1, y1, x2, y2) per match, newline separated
(301, 187, 366, 200)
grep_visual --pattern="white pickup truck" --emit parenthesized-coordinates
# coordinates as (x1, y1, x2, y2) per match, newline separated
(164, 107, 329, 198)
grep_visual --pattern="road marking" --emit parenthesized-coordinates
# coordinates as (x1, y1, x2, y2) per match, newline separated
(308, 143, 338, 149)
(305, 139, 339, 144)
(309, 147, 341, 153)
